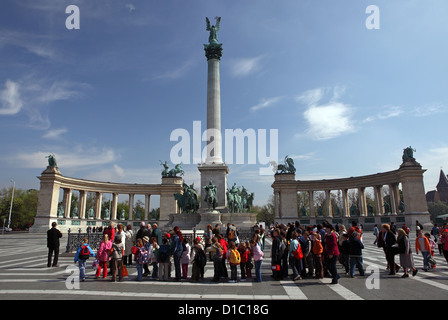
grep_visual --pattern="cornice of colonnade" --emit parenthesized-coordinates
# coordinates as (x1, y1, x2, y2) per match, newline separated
(271, 163, 426, 191)
(37, 168, 183, 195)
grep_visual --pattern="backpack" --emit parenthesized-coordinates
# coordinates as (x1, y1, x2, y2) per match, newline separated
(228, 229, 235, 241)
(158, 247, 168, 263)
(79, 245, 90, 260)
(194, 247, 207, 268)
(229, 249, 241, 265)
(214, 244, 223, 258)
(292, 242, 304, 260)
(277, 239, 286, 258)
(138, 247, 150, 264)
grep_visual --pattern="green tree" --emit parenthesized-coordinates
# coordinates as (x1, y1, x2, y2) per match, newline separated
(428, 201, 448, 222)
(0, 187, 39, 230)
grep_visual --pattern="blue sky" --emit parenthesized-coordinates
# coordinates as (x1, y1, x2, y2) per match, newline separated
(1, 0, 447, 208)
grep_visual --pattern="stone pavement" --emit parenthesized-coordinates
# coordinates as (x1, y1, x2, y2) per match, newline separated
(1, 231, 448, 303)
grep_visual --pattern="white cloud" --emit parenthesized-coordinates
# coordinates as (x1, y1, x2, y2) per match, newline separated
(150, 60, 194, 81)
(0, 80, 23, 115)
(125, 4, 136, 12)
(229, 56, 263, 77)
(8, 77, 90, 130)
(36, 81, 85, 104)
(412, 104, 447, 117)
(250, 96, 282, 112)
(304, 102, 355, 140)
(377, 105, 404, 120)
(42, 128, 68, 139)
(289, 152, 317, 161)
(0, 28, 56, 59)
(86, 164, 127, 182)
(12, 147, 119, 169)
(298, 86, 355, 140)
(295, 88, 326, 106)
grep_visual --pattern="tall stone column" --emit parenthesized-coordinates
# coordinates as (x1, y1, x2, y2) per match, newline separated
(388, 184, 397, 215)
(199, 21, 229, 212)
(358, 187, 367, 216)
(63, 188, 72, 219)
(145, 194, 151, 220)
(308, 190, 314, 217)
(341, 189, 350, 217)
(374, 186, 384, 216)
(129, 194, 134, 221)
(111, 193, 118, 220)
(95, 192, 102, 219)
(79, 190, 87, 219)
(325, 190, 333, 218)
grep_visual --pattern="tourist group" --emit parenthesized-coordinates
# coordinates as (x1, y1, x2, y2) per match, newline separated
(47, 219, 448, 284)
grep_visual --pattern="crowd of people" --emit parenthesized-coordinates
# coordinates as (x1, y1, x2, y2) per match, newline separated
(46, 219, 448, 284)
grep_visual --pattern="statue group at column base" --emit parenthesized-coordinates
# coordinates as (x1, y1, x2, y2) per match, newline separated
(165, 209, 257, 232)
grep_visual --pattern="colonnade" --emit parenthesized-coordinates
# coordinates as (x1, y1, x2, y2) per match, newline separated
(30, 166, 183, 233)
(274, 183, 402, 219)
(272, 160, 431, 229)
(58, 188, 157, 221)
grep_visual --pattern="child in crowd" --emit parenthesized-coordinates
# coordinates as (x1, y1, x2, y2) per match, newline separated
(132, 238, 146, 281)
(238, 242, 250, 281)
(348, 232, 365, 277)
(95, 234, 112, 279)
(312, 233, 324, 279)
(245, 241, 253, 279)
(211, 236, 224, 282)
(157, 238, 171, 281)
(250, 239, 264, 282)
(149, 237, 159, 279)
(111, 236, 124, 282)
(181, 238, 191, 279)
(190, 237, 205, 282)
(74, 238, 96, 282)
(228, 241, 241, 283)
(340, 233, 350, 275)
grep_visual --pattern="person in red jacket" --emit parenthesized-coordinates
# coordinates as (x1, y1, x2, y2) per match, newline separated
(238, 242, 250, 281)
(218, 234, 229, 280)
(325, 224, 340, 284)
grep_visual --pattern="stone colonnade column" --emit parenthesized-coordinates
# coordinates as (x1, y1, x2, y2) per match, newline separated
(95, 192, 102, 219)
(63, 188, 72, 218)
(325, 190, 333, 218)
(308, 191, 314, 218)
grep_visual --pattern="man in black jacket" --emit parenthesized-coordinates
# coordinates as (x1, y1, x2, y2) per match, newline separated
(271, 228, 284, 280)
(381, 224, 400, 275)
(47, 222, 62, 267)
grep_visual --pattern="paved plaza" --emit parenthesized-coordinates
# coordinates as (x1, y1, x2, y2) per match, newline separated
(1, 231, 448, 302)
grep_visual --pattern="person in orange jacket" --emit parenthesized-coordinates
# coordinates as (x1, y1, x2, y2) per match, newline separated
(312, 233, 324, 279)
(415, 230, 431, 271)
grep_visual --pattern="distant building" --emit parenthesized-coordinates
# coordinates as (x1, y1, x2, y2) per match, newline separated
(426, 169, 448, 203)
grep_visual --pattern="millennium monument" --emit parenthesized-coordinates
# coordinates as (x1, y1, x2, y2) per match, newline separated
(197, 17, 229, 215)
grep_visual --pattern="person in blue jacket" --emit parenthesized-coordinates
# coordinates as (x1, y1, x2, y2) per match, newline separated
(168, 226, 184, 281)
(74, 238, 96, 281)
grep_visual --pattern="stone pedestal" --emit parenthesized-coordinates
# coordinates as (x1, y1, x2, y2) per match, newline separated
(399, 159, 431, 229)
(221, 212, 257, 230)
(166, 213, 201, 230)
(198, 163, 229, 212)
(272, 173, 298, 221)
(29, 166, 62, 233)
(160, 176, 183, 223)
(196, 210, 223, 230)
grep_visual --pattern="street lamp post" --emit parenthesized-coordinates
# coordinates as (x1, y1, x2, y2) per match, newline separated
(8, 179, 15, 230)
